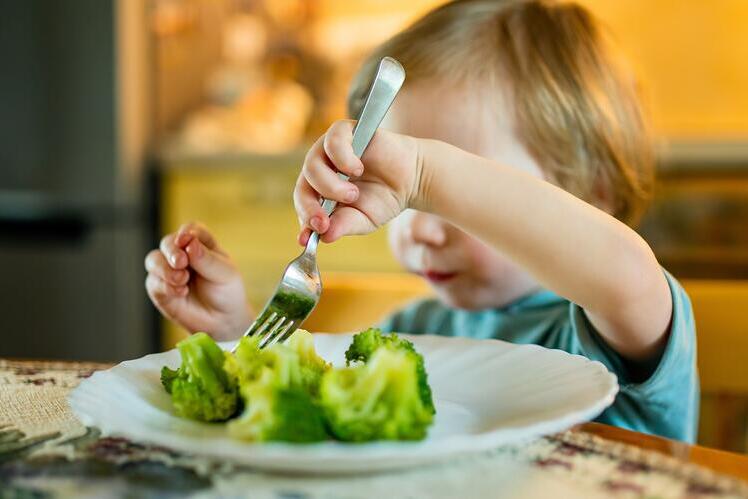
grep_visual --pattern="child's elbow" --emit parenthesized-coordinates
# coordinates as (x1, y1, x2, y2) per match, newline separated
(609, 235, 673, 348)
(622, 236, 667, 304)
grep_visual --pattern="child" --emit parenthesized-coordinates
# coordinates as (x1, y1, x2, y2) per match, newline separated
(146, 0, 698, 442)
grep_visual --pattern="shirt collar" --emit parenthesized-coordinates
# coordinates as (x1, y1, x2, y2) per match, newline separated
(496, 288, 565, 313)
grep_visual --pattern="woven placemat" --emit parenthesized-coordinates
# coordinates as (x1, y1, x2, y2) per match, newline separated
(1, 359, 747, 498)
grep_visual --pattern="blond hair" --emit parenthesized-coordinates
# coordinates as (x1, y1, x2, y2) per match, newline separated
(348, 0, 654, 225)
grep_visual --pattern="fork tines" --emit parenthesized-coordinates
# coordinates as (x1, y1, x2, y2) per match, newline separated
(241, 309, 299, 350)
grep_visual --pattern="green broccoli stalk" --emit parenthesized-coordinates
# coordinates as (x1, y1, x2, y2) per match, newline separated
(228, 369, 329, 443)
(223, 335, 267, 384)
(160, 332, 238, 422)
(320, 347, 434, 442)
(345, 328, 435, 414)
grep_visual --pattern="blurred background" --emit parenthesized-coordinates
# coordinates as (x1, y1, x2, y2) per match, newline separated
(1, 0, 747, 452)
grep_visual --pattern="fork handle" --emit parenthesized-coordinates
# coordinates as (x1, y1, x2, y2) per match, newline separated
(318, 57, 406, 219)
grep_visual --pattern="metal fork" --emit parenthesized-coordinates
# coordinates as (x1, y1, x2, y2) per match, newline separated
(236, 57, 406, 350)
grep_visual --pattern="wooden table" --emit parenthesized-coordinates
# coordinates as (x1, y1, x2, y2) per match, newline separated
(580, 422, 748, 483)
(2, 358, 748, 498)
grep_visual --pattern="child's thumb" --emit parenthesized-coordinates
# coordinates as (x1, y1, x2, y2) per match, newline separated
(185, 238, 236, 283)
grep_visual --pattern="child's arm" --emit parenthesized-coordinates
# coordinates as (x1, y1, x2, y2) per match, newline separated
(295, 121, 672, 361)
(417, 139, 672, 361)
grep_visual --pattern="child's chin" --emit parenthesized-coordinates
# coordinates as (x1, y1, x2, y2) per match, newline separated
(436, 290, 486, 311)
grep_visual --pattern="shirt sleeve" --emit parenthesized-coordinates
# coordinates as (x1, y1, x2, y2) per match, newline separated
(569, 269, 699, 441)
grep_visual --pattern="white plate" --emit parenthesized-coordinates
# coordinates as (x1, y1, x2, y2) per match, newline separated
(68, 333, 617, 473)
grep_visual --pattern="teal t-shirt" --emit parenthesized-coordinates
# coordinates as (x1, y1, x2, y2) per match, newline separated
(379, 270, 699, 442)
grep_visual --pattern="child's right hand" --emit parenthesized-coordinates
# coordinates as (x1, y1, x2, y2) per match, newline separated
(144, 222, 251, 341)
(294, 119, 422, 244)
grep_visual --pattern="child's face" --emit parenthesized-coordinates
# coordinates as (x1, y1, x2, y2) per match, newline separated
(383, 80, 546, 309)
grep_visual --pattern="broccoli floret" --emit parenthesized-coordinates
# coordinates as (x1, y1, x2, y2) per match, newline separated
(228, 369, 329, 443)
(223, 335, 265, 384)
(162, 328, 434, 443)
(224, 330, 331, 442)
(286, 329, 330, 394)
(160, 332, 238, 422)
(160, 365, 180, 394)
(225, 330, 329, 395)
(344, 328, 435, 414)
(320, 347, 434, 441)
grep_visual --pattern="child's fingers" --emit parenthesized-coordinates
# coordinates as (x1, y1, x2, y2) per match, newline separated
(293, 174, 330, 234)
(159, 234, 188, 269)
(145, 274, 188, 307)
(297, 227, 312, 246)
(184, 237, 237, 284)
(175, 222, 226, 255)
(145, 250, 190, 287)
(322, 120, 364, 177)
(321, 206, 377, 243)
(302, 146, 359, 205)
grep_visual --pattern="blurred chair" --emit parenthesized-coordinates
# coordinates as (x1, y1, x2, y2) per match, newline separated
(683, 280, 748, 453)
(303, 272, 431, 333)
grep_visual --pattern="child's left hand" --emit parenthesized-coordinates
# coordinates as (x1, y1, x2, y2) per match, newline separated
(293, 120, 421, 244)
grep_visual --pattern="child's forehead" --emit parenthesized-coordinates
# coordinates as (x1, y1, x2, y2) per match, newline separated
(382, 80, 543, 179)
(384, 82, 507, 147)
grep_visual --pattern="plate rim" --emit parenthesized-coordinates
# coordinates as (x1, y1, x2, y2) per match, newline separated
(68, 333, 619, 472)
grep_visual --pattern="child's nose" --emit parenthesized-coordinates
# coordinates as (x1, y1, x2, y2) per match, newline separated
(409, 212, 448, 247)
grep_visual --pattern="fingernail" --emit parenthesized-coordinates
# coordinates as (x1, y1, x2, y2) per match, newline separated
(344, 190, 358, 203)
(353, 167, 364, 176)
(188, 240, 202, 258)
(310, 216, 322, 232)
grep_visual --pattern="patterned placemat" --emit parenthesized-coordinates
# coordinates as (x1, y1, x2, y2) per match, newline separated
(1, 359, 747, 499)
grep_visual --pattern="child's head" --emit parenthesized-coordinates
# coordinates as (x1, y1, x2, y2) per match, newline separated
(348, 0, 655, 310)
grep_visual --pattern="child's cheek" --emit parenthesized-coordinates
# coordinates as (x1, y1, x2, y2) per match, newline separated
(462, 236, 512, 281)
(387, 215, 417, 272)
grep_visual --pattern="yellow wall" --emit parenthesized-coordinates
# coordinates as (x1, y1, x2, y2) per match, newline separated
(578, 0, 748, 140)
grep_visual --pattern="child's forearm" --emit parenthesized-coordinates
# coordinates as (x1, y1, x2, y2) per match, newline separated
(414, 139, 672, 360)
